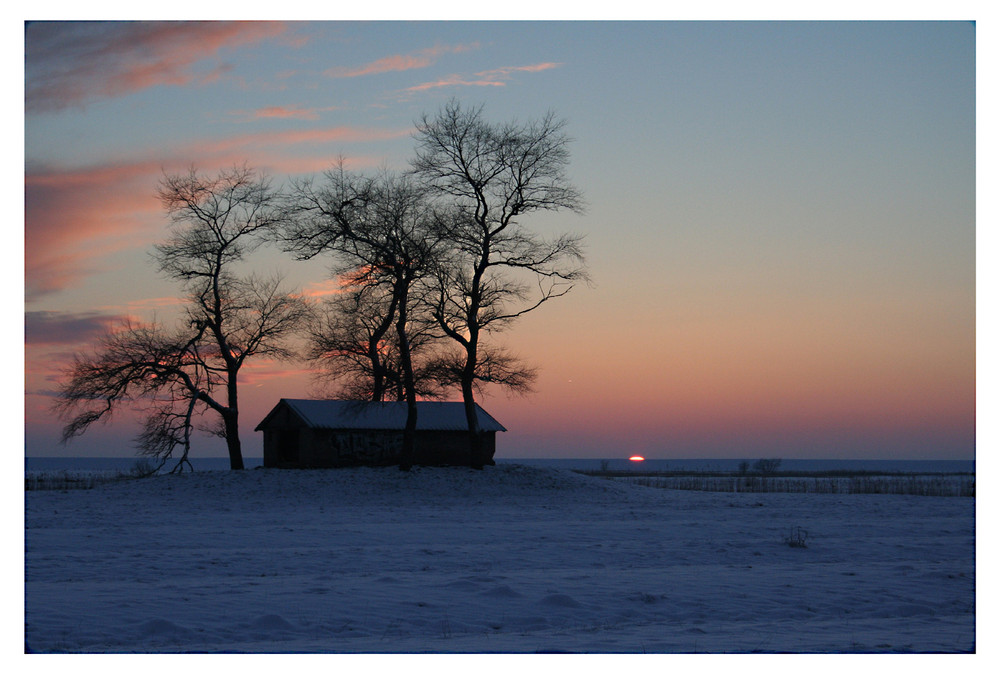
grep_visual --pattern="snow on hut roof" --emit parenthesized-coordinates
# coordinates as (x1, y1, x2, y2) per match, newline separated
(255, 399, 507, 433)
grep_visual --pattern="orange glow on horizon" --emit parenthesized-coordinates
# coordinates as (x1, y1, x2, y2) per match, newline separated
(628, 455, 645, 462)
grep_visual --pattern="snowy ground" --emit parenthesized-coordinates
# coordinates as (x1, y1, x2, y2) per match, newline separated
(24, 464, 975, 653)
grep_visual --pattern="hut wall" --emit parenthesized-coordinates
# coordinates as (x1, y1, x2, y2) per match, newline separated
(262, 415, 497, 468)
(413, 431, 496, 465)
(296, 429, 402, 468)
(261, 405, 305, 468)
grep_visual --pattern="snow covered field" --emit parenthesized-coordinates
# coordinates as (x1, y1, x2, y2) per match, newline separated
(24, 464, 975, 653)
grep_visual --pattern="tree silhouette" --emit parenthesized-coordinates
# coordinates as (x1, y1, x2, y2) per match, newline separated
(411, 100, 587, 468)
(55, 319, 208, 471)
(281, 165, 445, 470)
(56, 166, 308, 470)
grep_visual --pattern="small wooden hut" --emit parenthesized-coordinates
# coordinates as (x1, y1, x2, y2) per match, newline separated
(254, 399, 506, 468)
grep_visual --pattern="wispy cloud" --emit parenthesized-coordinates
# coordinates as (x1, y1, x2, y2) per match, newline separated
(237, 358, 317, 387)
(25, 21, 289, 113)
(25, 310, 125, 346)
(115, 297, 189, 312)
(404, 75, 506, 93)
(477, 63, 563, 78)
(404, 61, 563, 93)
(24, 121, 406, 300)
(25, 161, 165, 300)
(326, 43, 479, 78)
(297, 278, 349, 299)
(187, 125, 413, 176)
(197, 125, 410, 157)
(24, 251, 98, 302)
(228, 105, 342, 122)
(253, 105, 322, 120)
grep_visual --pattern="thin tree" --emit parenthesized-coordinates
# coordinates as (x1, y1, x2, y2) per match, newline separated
(56, 165, 308, 470)
(282, 165, 443, 470)
(411, 100, 587, 468)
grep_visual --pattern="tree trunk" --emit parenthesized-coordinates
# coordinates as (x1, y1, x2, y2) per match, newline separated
(370, 357, 385, 402)
(225, 371, 244, 470)
(400, 401, 417, 472)
(460, 360, 483, 470)
(223, 410, 244, 470)
(369, 292, 399, 403)
(396, 280, 417, 472)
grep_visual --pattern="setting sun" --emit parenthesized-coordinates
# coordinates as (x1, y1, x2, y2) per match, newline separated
(628, 455, 645, 462)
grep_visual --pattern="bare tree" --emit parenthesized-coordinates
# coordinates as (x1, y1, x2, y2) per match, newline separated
(56, 165, 308, 470)
(411, 100, 587, 468)
(282, 164, 444, 470)
(753, 458, 783, 475)
(55, 320, 208, 472)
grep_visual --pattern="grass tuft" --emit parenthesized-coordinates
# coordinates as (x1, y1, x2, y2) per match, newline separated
(784, 526, 809, 548)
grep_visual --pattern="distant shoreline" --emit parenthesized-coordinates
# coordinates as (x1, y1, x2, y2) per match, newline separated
(24, 456, 975, 475)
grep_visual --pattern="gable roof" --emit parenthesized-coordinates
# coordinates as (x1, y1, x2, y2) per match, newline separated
(254, 399, 506, 433)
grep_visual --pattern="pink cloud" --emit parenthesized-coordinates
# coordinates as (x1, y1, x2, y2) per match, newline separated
(25, 161, 166, 300)
(253, 105, 321, 120)
(404, 61, 563, 93)
(326, 43, 479, 78)
(117, 297, 189, 312)
(25, 310, 125, 346)
(192, 125, 411, 163)
(26, 21, 289, 113)
(405, 76, 506, 93)
(476, 62, 563, 78)
(229, 104, 345, 122)
(297, 278, 349, 300)
(143, 125, 404, 177)
(237, 358, 318, 387)
(26, 251, 103, 301)
(331, 54, 435, 78)
(24, 120, 409, 299)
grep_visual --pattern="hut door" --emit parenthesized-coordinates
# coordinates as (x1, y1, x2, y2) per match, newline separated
(278, 429, 299, 464)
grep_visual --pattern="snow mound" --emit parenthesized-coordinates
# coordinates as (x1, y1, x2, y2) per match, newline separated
(481, 584, 522, 599)
(93, 462, 645, 508)
(135, 619, 194, 640)
(539, 593, 584, 609)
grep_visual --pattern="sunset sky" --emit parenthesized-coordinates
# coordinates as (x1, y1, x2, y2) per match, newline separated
(23, 20, 977, 460)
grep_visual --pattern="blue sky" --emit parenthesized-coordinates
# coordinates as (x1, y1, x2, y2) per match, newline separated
(19, 17, 981, 460)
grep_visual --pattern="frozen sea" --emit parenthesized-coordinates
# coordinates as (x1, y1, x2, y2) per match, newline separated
(23, 461, 975, 655)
